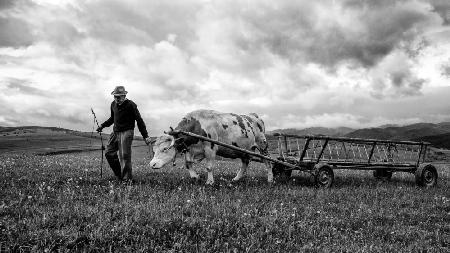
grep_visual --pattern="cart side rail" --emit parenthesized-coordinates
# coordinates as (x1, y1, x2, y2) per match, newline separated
(273, 133, 430, 146)
(273, 133, 430, 166)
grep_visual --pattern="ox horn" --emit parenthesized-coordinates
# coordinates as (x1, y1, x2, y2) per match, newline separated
(166, 136, 185, 150)
(169, 136, 184, 148)
(169, 135, 176, 148)
(164, 126, 176, 135)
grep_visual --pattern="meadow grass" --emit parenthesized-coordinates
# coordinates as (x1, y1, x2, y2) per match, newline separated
(0, 149, 449, 252)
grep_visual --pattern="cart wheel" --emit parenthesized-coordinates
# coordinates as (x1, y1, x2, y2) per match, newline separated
(373, 169, 393, 180)
(314, 164, 334, 188)
(272, 163, 292, 183)
(415, 164, 438, 187)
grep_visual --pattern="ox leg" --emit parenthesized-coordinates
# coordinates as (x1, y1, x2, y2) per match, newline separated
(257, 145, 273, 183)
(205, 158, 215, 185)
(233, 158, 249, 182)
(185, 161, 199, 180)
(266, 160, 274, 183)
(204, 144, 217, 185)
(184, 152, 199, 180)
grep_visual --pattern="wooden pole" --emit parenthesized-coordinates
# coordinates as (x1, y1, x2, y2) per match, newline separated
(173, 130, 297, 169)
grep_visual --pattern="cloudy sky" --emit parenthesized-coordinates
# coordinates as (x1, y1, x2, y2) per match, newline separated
(1, 0, 449, 136)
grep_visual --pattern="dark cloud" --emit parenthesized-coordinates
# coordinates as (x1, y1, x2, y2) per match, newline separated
(234, 1, 440, 68)
(390, 70, 425, 96)
(0, 0, 14, 10)
(0, 17, 33, 48)
(0, 0, 19, 10)
(429, 0, 450, 25)
(442, 63, 450, 78)
(43, 21, 84, 47)
(151, 76, 203, 101)
(343, 0, 409, 8)
(4, 78, 49, 97)
(57, 113, 87, 125)
(370, 60, 425, 99)
(402, 37, 430, 58)
(79, 0, 199, 47)
(0, 0, 32, 10)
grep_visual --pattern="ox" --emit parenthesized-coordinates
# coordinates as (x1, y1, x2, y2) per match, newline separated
(149, 109, 273, 185)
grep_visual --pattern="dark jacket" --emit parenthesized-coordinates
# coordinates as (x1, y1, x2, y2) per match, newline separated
(101, 99, 149, 138)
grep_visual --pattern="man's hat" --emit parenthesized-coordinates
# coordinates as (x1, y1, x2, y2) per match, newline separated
(111, 86, 128, 96)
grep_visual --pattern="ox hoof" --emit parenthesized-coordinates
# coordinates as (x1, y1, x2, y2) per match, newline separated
(232, 176, 243, 182)
(205, 180, 215, 185)
(189, 176, 200, 184)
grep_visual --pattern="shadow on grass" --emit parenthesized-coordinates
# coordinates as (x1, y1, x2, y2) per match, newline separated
(284, 171, 419, 189)
(85, 169, 424, 190)
(34, 160, 433, 191)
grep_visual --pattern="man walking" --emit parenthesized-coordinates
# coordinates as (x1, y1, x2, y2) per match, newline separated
(96, 86, 151, 180)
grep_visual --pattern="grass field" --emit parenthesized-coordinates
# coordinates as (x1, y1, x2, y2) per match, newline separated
(1, 142, 449, 252)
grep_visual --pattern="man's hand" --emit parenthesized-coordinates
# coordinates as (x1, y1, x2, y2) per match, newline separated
(145, 137, 152, 145)
(96, 126, 103, 133)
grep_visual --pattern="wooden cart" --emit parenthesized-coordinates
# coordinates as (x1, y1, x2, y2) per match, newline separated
(172, 131, 438, 188)
(271, 133, 437, 188)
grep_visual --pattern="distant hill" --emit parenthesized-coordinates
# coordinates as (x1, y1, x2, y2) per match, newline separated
(413, 133, 450, 149)
(0, 125, 149, 140)
(0, 125, 109, 140)
(0, 125, 70, 133)
(267, 122, 450, 149)
(378, 124, 400, 129)
(267, 127, 354, 137)
(345, 122, 450, 141)
(0, 125, 148, 154)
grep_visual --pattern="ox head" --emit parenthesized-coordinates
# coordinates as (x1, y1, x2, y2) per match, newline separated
(149, 128, 179, 169)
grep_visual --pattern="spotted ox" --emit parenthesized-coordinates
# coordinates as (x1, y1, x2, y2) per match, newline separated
(149, 109, 272, 185)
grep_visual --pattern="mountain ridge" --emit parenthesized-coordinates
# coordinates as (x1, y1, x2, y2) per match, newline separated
(268, 122, 450, 149)
(345, 122, 450, 141)
(3, 122, 450, 149)
(267, 127, 355, 137)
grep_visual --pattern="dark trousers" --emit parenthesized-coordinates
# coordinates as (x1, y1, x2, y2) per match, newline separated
(105, 130, 134, 180)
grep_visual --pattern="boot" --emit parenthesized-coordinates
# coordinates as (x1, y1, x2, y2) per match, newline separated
(105, 153, 122, 179)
